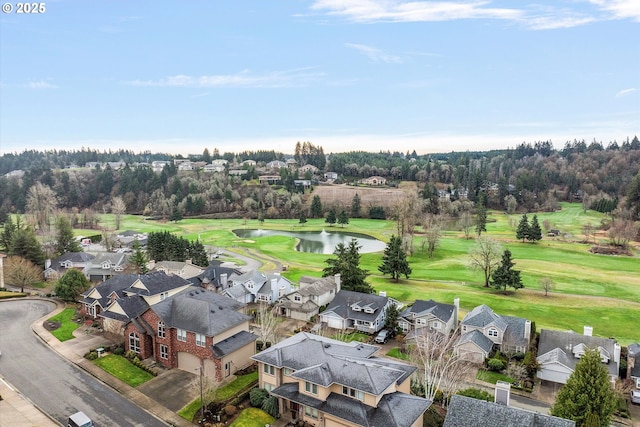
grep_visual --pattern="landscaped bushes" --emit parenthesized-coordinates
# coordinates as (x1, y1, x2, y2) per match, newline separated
(487, 358, 505, 372)
(457, 387, 494, 402)
(249, 388, 269, 407)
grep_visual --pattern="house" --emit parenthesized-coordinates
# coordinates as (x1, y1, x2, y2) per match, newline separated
(177, 161, 194, 171)
(324, 172, 338, 181)
(359, 176, 387, 186)
(43, 252, 95, 280)
(252, 332, 431, 427)
(259, 175, 281, 185)
(276, 274, 340, 321)
(293, 179, 311, 190)
(299, 164, 319, 174)
(443, 394, 575, 427)
(85, 252, 130, 282)
(536, 327, 620, 385)
(189, 260, 241, 293)
(150, 260, 205, 280)
(266, 160, 287, 170)
(124, 287, 257, 384)
(454, 304, 531, 363)
(228, 169, 248, 176)
(151, 160, 171, 171)
(81, 271, 192, 336)
(226, 270, 293, 304)
(319, 290, 393, 334)
(399, 298, 459, 337)
(628, 343, 640, 389)
(242, 159, 256, 167)
(203, 164, 225, 173)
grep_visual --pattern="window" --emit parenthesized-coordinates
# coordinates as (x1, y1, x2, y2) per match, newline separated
(416, 318, 427, 325)
(432, 321, 441, 329)
(158, 322, 165, 338)
(129, 332, 140, 353)
(87, 305, 96, 317)
(160, 291, 169, 301)
(196, 333, 206, 347)
(488, 328, 498, 337)
(263, 364, 274, 375)
(342, 386, 364, 401)
(177, 328, 187, 342)
(160, 344, 168, 359)
(264, 382, 274, 392)
(294, 295, 302, 302)
(284, 368, 293, 376)
(305, 382, 318, 395)
(305, 407, 319, 419)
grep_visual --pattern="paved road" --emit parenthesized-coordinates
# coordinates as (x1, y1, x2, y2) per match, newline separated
(0, 299, 168, 427)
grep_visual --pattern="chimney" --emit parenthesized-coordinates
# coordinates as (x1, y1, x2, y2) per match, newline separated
(186, 259, 192, 265)
(495, 381, 511, 406)
(524, 320, 531, 341)
(45, 259, 51, 269)
(584, 326, 593, 336)
(334, 273, 341, 293)
(614, 343, 621, 366)
(220, 273, 228, 289)
(454, 298, 460, 324)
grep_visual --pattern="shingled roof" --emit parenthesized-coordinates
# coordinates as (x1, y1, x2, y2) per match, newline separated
(322, 290, 388, 322)
(399, 299, 455, 323)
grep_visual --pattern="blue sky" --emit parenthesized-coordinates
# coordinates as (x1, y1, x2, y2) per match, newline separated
(1, 0, 638, 156)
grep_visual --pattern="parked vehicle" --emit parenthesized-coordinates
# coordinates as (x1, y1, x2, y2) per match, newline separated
(374, 329, 390, 344)
(631, 390, 640, 405)
(67, 411, 94, 427)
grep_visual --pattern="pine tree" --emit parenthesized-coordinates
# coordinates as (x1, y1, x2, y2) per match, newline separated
(378, 235, 412, 282)
(129, 239, 149, 274)
(299, 210, 307, 225)
(9, 227, 45, 267)
(475, 203, 487, 236)
(337, 210, 349, 227)
(55, 216, 81, 256)
(55, 269, 90, 301)
(550, 348, 616, 427)
(529, 214, 542, 242)
(323, 239, 372, 293)
(325, 208, 336, 226)
(516, 214, 530, 242)
(351, 193, 361, 218)
(491, 249, 523, 293)
(310, 195, 323, 218)
(170, 204, 183, 222)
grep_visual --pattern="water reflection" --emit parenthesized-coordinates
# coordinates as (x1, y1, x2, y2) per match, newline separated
(232, 229, 386, 254)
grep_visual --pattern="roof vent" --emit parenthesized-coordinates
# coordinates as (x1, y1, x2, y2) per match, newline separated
(189, 292, 194, 296)
(324, 344, 331, 348)
(211, 309, 215, 313)
(219, 306, 224, 310)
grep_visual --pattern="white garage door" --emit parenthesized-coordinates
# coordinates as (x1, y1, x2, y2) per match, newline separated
(177, 352, 200, 373)
(537, 366, 570, 384)
(326, 317, 343, 330)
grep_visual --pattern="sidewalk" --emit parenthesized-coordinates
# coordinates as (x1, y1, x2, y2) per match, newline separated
(4, 298, 195, 427)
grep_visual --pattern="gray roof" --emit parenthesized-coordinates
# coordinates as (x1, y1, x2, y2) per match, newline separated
(211, 330, 257, 358)
(399, 299, 455, 323)
(99, 294, 149, 322)
(191, 261, 241, 289)
(152, 287, 250, 336)
(82, 273, 140, 309)
(223, 283, 250, 299)
(271, 383, 431, 427)
(630, 343, 640, 378)
(48, 252, 94, 272)
(297, 275, 338, 297)
(456, 329, 494, 354)
(444, 395, 575, 427)
(502, 315, 529, 348)
(123, 271, 191, 296)
(322, 290, 388, 322)
(462, 304, 507, 331)
(537, 329, 619, 377)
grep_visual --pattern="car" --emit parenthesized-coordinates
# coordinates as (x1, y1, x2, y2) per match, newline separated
(374, 329, 390, 344)
(67, 411, 94, 427)
(631, 390, 640, 405)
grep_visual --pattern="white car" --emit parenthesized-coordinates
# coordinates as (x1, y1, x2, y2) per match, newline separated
(631, 390, 640, 405)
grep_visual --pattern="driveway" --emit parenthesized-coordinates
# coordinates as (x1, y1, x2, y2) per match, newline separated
(137, 369, 200, 412)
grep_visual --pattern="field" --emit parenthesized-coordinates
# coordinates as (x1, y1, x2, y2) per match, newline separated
(96, 203, 639, 344)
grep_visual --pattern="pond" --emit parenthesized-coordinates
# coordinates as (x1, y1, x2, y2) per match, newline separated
(232, 229, 386, 254)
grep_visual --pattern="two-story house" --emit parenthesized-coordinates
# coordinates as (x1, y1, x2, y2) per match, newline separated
(536, 327, 620, 385)
(226, 270, 292, 304)
(319, 290, 394, 334)
(124, 287, 257, 384)
(44, 252, 95, 281)
(189, 260, 241, 292)
(276, 274, 340, 321)
(454, 304, 531, 363)
(85, 252, 130, 282)
(252, 332, 431, 427)
(399, 298, 459, 338)
(150, 260, 204, 280)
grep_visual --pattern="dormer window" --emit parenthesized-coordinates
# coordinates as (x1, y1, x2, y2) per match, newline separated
(160, 292, 169, 301)
(351, 305, 361, 312)
(364, 308, 374, 314)
(294, 295, 302, 302)
(488, 328, 498, 337)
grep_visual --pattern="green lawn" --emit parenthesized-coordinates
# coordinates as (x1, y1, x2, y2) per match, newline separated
(229, 408, 274, 427)
(476, 370, 515, 384)
(386, 347, 410, 360)
(92, 354, 155, 387)
(47, 308, 81, 341)
(332, 331, 371, 343)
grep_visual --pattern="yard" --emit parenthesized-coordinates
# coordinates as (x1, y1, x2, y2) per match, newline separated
(92, 354, 155, 387)
(46, 307, 82, 342)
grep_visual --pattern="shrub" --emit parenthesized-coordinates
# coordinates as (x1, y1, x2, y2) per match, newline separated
(261, 396, 279, 418)
(113, 347, 125, 356)
(249, 388, 269, 407)
(457, 388, 494, 402)
(85, 351, 98, 360)
(487, 358, 505, 372)
(125, 350, 138, 360)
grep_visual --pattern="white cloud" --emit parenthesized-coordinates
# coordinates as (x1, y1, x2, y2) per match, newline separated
(615, 88, 637, 97)
(589, 0, 640, 21)
(345, 43, 403, 63)
(127, 68, 324, 88)
(26, 80, 58, 89)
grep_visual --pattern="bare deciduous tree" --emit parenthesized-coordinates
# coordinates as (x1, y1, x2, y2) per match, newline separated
(468, 236, 502, 287)
(26, 182, 58, 232)
(4, 256, 43, 293)
(539, 276, 555, 297)
(409, 327, 473, 405)
(582, 223, 595, 244)
(608, 219, 638, 248)
(423, 215, 442, 258)
(255, 302, 280, 346)
(458, 211, 474, 240)
(111, 196, 126, 230)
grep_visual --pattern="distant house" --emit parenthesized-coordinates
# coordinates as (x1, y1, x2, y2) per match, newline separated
(242, 159, 256, 167)
(628, 343, 640, 389)
(266, 160, 287, 170)
(85, 253, 130, 282)
(151, 160, 171, 171)
(359, 176, 387, 186)
(150, 260, 204, 280)
(177, 161, 194, 171)
(293, 179, 311, 190)
(228, 169, 248, 176)
(189, 260, 242, 293)
(203, 164, 225, 173)
(299, 164, 319, 174)
(324, 172, 338, 181)
(443, 394, 575, 427)
(259, 175, 281, 185)
(536, 327, 620, 385)
(399, 298, 459, 338)
(124, 287, 257, 384)
(319, 290, 394, 334)
(454, 305, 531, 363)
(252, 332, 431, 427)
(44, 252, 95, 281)
(276, 274, 341, 321)
(226, 270, 293, 304)
(115, 230, 148, 249)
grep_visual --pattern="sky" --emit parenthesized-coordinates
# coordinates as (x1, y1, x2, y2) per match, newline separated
(0, 1, 639, 157)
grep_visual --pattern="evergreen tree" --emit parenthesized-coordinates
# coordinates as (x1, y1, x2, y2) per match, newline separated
(9, 227, 45, 267)
(351, 193, 361, 218)
(0, 215, 18, 251)
(310, 195, 323, 218)
(55, 216, 81, 256)
(55, 269, 90, 301)
(491, 249, 523, 293)
(188, 240, 209, 267)
(337, 210, 349, 227)
(299, 210, 307, 225)
(170, 204, 183, 222)
(384, 303, 400, 332)
(529, 214, 542, 242)
(475, 203, 487, 236)
(378, 235, 412, 282)
(323, 239, 372, 293)
(129, 239, 149, 274)
(550, 348, 617, 427)
(325, 208, 336, 226)
(626, 170, 640, 220)
(516, 214, 530, 242)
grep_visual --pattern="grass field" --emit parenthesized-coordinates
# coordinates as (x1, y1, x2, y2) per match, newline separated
(47, 308, 81, 341)
(95, 203, 640, 344)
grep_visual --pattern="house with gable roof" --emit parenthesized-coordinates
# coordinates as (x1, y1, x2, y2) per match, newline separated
(276, 274, 340, 321)
(454, 304, 531, 363)
(443, 394, 575, 427)
(189, 260, 241, 293)
(81, 271, 192, 336)
(536, 327, 620, 385)
(85, 252, 130, 282)
(399, 298, 459, 338)
(44, 252, 95, 280)
(628, 343, 640, 389)
(319, 289, 394, 334)
(252, 332, 431, 427)
(150, 260, 204, 280)
(124, 287, 257, 383)
(226, 270, 292, 304)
